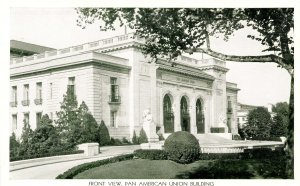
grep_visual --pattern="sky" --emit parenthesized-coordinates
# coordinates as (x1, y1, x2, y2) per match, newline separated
(10, 7, 291, 107)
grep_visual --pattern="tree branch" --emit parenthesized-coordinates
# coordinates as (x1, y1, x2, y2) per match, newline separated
(184, 47, 294, 76)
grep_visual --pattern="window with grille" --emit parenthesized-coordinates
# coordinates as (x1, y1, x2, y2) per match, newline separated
(12, 114, 17, 131)
(110, 77, 120, 102)
(110, 111, 117, 127)
(68, 77, 75, 97)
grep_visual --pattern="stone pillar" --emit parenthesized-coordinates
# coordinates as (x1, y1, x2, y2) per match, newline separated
(190, 97, 197, 135)
(150, 64, 158, 124)
(174, 95, 181, 132)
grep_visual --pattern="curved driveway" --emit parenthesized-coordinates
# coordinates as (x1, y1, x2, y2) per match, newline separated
(10, 145, 140, 179)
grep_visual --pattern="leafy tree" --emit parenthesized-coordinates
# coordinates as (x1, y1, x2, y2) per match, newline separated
(243, 107, 271, 139)
(78, 102, 99, 143)
(271, 102, 289, 137)
(56, 89, 99, 149)
(29, 124, 62, 155)
(10, 132, 20, 158)
(55, 87, 80, 149)
(76, 8, 294, 177)
(38, 114, 53, 128)
(132, 130, 139, 144)
(97, 120, 111, 146)
(19, 119, 34, 156)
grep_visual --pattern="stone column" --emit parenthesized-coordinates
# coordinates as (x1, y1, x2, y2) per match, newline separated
(190, 96, 197, 135)
(174, 95, 181, 132)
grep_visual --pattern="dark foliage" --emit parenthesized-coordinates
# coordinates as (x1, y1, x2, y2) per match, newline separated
(132, 131, 139, 144)
(242, 147, 285, 159)
(232, 134, 242, 140)
(199, 153, 242, 160)
(56, 154, 134, 179)
(10, 150, 84, 162)
(10, 133, 20, 158)
(134, 149, 168, 160)
(242, 107, 272, 139)
(97, 120, 111, 146)
(164, 131, 200, 163)
(138, 128, 148, 144)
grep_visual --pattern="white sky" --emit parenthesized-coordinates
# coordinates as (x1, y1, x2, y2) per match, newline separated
(10, 7, 291, 107)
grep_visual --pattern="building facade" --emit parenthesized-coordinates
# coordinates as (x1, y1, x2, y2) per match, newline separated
(10, 33, 239, 140)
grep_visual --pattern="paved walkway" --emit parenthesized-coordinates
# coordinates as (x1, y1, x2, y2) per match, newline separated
(10, 145, 140, 179)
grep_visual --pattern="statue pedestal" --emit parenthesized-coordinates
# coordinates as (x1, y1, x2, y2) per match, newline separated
(143, 122, 159, 143)
(142, 108, 159, 143)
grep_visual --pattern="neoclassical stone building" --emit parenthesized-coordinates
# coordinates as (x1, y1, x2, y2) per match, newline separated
(10, 33, 239, 140)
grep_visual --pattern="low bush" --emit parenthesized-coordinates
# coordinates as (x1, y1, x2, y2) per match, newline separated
(138, 128, 148, 144)
(10, 150, 84, 162)
(134, 149, 168, 160)
(249, 136, 282, 142)
(56, 154, 134, 179)
(199, 153, 242, 160)
(164, 131, 200, 163)
(243, 147, 285, 159)
(232, 134, 242, 140)
(98, 121, 111, 146)
(132, 131, 139, 144)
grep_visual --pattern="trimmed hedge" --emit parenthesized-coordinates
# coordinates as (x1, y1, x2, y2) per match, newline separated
(243, 147, 285, 159)
(249, 136, 282, 142)
(134, 149, 168, 160)
(56, 154, 134, 179)
(199, 153, 243, 160)
(164, 131, 200, 163)
(10, 150, 84, 162)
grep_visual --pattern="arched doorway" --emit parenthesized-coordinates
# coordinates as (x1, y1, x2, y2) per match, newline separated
(196, 99, 205, 133)
(180, 96, 190, 132)
(163, 94, 174, 133)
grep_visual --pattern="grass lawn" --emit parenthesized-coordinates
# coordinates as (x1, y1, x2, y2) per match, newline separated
(73, 157, 287, 179)
(74, 159, 211, 179)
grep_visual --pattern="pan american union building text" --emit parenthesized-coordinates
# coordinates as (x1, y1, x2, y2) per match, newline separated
(10, 33, 239, 140)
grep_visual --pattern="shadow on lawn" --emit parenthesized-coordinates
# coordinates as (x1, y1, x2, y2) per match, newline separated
(175, 157, 288, 179)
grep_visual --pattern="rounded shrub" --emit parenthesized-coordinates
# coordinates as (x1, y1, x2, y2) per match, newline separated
(164, 131, 200, 163)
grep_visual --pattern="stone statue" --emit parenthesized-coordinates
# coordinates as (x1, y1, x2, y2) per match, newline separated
(142, 108, 159, 142)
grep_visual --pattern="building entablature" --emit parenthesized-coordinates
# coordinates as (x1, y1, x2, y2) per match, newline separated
(198, 65, 229, 73)
(10, 51, 130, 78)
(226, 82, 240, 92)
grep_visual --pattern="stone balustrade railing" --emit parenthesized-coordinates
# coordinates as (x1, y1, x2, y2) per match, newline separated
(10, 32, 225, 68)
(10, 33, 143, 65)
(200, 146, 245, 153)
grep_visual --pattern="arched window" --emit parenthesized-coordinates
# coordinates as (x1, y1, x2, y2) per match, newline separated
(180, 96, 190, 132)
(163, 94, 174, 133)
(196, 99, 205, 133)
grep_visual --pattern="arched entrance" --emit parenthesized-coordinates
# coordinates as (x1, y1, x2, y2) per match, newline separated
(196, 99, 205, 133)
(163, 94, 174, 133)
(180, 96, 190, 132)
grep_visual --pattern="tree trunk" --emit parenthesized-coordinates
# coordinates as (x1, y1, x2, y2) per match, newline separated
(286, 74, 294, 178)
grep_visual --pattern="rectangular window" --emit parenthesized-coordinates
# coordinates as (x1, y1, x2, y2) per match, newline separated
(50, 83, 53, 99)
(23, 84, 29, 101)
(24, 113, 29, 125)
(36, 112, 42, 128)
(36, 82, 42, 99)
(68, 77, 75, 96)
(110, 111, 117, 127)
(12, 114, 17, 131)
(11, 86, 17, 102)
(110, 77, 119, 102)
(11, 86, 18, 107)
(22, 84, 30, 106)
